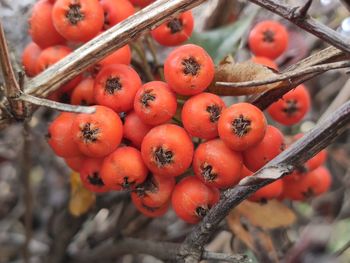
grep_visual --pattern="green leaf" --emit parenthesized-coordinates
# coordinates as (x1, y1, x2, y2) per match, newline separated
(187, 6, 259, 63)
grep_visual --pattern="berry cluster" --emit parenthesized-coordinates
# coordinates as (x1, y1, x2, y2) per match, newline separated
(21, 1, 332, 225)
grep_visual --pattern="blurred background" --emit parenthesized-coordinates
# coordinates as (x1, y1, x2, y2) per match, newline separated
(0, 0, 350, 262)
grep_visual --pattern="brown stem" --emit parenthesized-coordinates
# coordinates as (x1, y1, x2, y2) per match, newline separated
(178, 101, 350, 262)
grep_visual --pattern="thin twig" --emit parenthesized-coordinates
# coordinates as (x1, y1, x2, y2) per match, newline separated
(20, 120, 32, 263)
(145, 35, 165, 81)
(131, 42, 154, 81)
(216, 60, 350, 88)
(0, 20, 23, 118)
(178, 101, 350, 262)
(247, 0, 350, 54)
(19, 94, 96, 114)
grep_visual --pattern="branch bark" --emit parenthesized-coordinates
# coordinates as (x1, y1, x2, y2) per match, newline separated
(178, 101, 350, 262)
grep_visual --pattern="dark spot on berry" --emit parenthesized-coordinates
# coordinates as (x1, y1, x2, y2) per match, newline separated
(182, 57, 200, 76)
(231, 114, 251, 137)
(134, 174, 158, 197)
(195, 206, 208, 218)
(282, 99, 299, 116)
(262, 29, 275, 42)
(66, 4, 84, 25)
(81, 123, 100, 143)
(153, 146, 173, 167)
(88, 172, 104, 186)
(120, 177, 134, 190)
(206, 104, 221, 123)
(302, 187, 315, 198)
(200, 163, 217, 182)
(167, 18, 183, 34)
(140, 89, 156, 107)
(105, 77, 122, 95)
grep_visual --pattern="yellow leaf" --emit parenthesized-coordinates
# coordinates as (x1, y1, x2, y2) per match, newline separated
(208, 56, 282, 96)
(69, 172, 96, 217)
(234, 200, 296, 229)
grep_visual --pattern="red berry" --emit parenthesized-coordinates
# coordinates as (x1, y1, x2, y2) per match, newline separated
(94, 64, 142, 113)
(79, 158, 109, 193)
(64, 155, 86, 171)
(134, 81, 177, 126)
(268, 84, 311, 126)
(164, 44, 215, 96)
(132, 196, 169, 218)
(151, 11, 194, 46)
(101, 146, 148, 190)
(171, 176, 219, 224)
(141, 124, 193, 177)
(181, 92, 226, 139)
(47, 112, 81, 158)
(193, 139, 242, 189)
(248, 20, 289, 59)
(22, 42, 42, 77)
(243, 125, 285, 172)
(71, 77, 95, 106)
(218, 102, 267, 151)
(71, 105, 123, 157)
(100, 0, 135, 30)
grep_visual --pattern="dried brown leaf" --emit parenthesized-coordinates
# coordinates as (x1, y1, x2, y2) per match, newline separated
(208, 56, 283, 96)
(233, 200, 296, 229)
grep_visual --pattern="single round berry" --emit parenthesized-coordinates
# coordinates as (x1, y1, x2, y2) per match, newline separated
(164, 44, 215, 96)
(171, 176, 219, 224)
(101, 146, 148, 190)
(100, 0, 135, 30)
(22, 42, 42, 77)
(268, 84, 311, 126)
(71, 77, 95, 106)
(181, 92, 225, 139)
(218, 103, 267, 151)
(141, 124, 193, 177)
(248, 20, 289, 59)
(79, 158, 110, 193)
(193, 139, 243, 189)
(71, 105, 123, 157)
(134, 81, 177, 126)
(94, 64, 142, 113)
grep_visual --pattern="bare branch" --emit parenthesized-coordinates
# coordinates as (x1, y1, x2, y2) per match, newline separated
(215, 60, 350, 89)
(247, 0, 350, 54)
(293, 0, 313, 18)
(0, 20, 23, 117)
(202, 251, 250, 263)
(19, 94, 95, 114)
(178, 101, 350, 262)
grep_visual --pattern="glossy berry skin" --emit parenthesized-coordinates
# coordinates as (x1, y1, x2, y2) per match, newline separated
(134, 81, 177, 126)
(193, 139, 243, 189)
(151, 11, 194, 46)
(268, 84, 311, 126)
(91, 45, 131, 76)
(248, 20, 289, 59)
(79, 158, 110, 193)
(243, 125, 285, 172)
(129, 0, 154, 8)
(181, 92, 225, 139)
(64, 155, 86, 171)
(123, 111, 152, 149)
(100, 0, 135, 29)
(71, 77, 95, 106)
(29, 0, 65, 48)
(47, 112, 81, 158)
(22, 42, 42, 77)
(71, 105, 123, 158)
(250, 56, 278, 71)
(164, 44, 215, 96)
(52, 0, 104, 42)
(131, 174, 175, 208)
(218, 102, 267, 151)
(132, 196, 169, 218)
(101, 146, 148, 190)
(35, 45, 82, 92)
(171, 176, 220, 224)
(283, 166, 332, 201)
(141, 124, 194, 177)
(94, 64, 142, 113)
